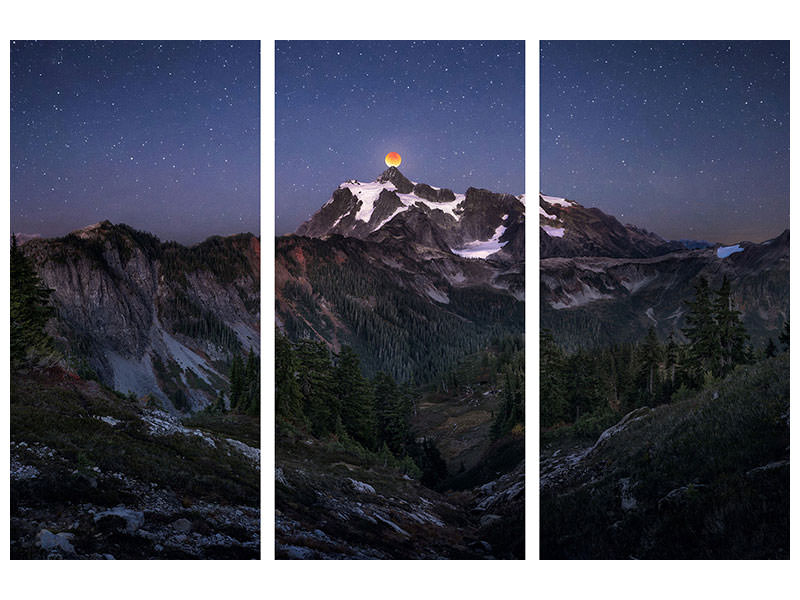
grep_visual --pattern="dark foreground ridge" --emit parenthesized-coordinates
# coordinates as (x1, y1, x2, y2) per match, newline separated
(540, 354, 789, 559)
(11, 367, 260, 559)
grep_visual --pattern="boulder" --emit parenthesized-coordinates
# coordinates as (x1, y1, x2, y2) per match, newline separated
(37, 530, 75, 554)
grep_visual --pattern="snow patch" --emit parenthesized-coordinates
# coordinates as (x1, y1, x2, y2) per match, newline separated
(539, 205, 558, 220)
(340, 180, 397, 222)
(451, 224, 508, 259)
(542, 225, 565, 238)
(717, 244, 744, 258)
(540, 194, 573, 207)
(424, 286, 450, 304)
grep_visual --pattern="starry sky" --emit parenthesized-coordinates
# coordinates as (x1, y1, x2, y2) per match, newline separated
(540, 41, 789, 244)
(11, 41, 260, 245)
(275, 40, 525, 235)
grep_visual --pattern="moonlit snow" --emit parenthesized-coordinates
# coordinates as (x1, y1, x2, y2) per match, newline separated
(451, 224, 508, 258)
(542, 225, 565, 238)
(717, 244, 744, 258)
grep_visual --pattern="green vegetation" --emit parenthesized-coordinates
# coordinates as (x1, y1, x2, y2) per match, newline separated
(276, 331, 446, 485)
(541, 354, 789, 559)
(279, 237, 523, 383)
(541, 277, 769, 437)
(227, 348, 260, 416)
(11, 371, 259, 506)
(10, 236, 57, 370)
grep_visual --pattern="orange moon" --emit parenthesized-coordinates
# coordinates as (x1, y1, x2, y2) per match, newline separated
(385, 152, 402, 167)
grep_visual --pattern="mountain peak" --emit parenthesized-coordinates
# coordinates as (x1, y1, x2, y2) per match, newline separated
(376, 166, 413, 194)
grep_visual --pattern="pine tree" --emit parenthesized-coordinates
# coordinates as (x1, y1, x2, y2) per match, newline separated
(778, 321, 789, 351)
(10, 235, 56, 369)
(243, 348, 260, 416)
(295, 340, 337, 437)
(275, 332, 303, 422)
(636, 327, 663, 401)
(540, 330, 568, 427)
(682, 277, 718, 386)
(713, 276, 749, 376)
(373, 372, 407, 455)
(228, 352, 245, 410)
(334, 345, 376, 448)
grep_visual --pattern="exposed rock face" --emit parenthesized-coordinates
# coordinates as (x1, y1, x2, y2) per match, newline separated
(295, 168, 524, 263)
(539, 194, 683, 259)
(278, 169, 525, 381)
(275, 433, 523, 559)
(21, 222, 260, 411)
(540, 229, 789, 349)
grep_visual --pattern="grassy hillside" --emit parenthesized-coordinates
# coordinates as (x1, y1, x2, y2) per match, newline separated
(541, 354, 789, 559)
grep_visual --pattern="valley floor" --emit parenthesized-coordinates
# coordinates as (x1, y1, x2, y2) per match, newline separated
(275, 430, 524, 560)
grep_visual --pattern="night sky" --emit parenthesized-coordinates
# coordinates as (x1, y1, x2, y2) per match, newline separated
(11, 41, 260, 245)
(540, 41, 789, 244)
(275, 41, 525, 235)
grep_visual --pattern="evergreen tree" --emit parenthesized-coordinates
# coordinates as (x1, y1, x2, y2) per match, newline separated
(243, 348, 260, 416)
(713, 276, 749, 376)
(10, 235, 56, 369)
(778, 321, 789, 351)
(275, 331, 303, 422)
(682, 277, 718, 386)
(295, 340, 337, 437)
(540, 330, 568, 427)
(228, 351, 245, 410)
(373, 372, 407, 455)
(635, 327, 664, 402)
(334, 345, 376, 448)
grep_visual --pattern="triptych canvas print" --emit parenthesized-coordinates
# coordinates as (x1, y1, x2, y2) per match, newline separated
(8, 39, 788, 561)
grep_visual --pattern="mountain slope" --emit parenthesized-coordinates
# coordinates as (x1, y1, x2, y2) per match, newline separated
(277, 168, 524, 383)
(541, 354, 789, 559)
(299, 167, 525, 262)
(540, 193, 682, 258)
(21, 222, 260, 411)
(11, 366, 260, 559)
(539, 193, 788, 350)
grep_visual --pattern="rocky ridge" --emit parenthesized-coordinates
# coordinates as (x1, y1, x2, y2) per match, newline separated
(20, 222, 260, 412)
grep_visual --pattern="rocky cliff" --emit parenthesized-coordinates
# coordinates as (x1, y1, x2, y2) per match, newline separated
(21, 221, 260, 412)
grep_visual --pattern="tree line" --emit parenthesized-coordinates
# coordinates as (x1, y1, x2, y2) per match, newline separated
(541, 276, 789, 433)
(276, 331, 447, 487)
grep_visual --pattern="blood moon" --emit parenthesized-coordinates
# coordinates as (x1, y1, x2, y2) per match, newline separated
(385, 152, 402, 167)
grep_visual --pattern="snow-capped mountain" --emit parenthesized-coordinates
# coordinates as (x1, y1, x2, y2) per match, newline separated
(540, 193, 682, 259)
(539, 192, 789, 350)
(277, 167, 525, 382)
(298, 167, 524, 262)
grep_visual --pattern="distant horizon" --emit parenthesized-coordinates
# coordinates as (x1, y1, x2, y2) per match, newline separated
(539, 190, 787, 246)
(12, 219, 259, 247)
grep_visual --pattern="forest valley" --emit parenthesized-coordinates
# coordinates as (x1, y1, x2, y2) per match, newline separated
(275, 332, 525, 559)
(541, 276, 789, 559)
(541, 276, 787, 437)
